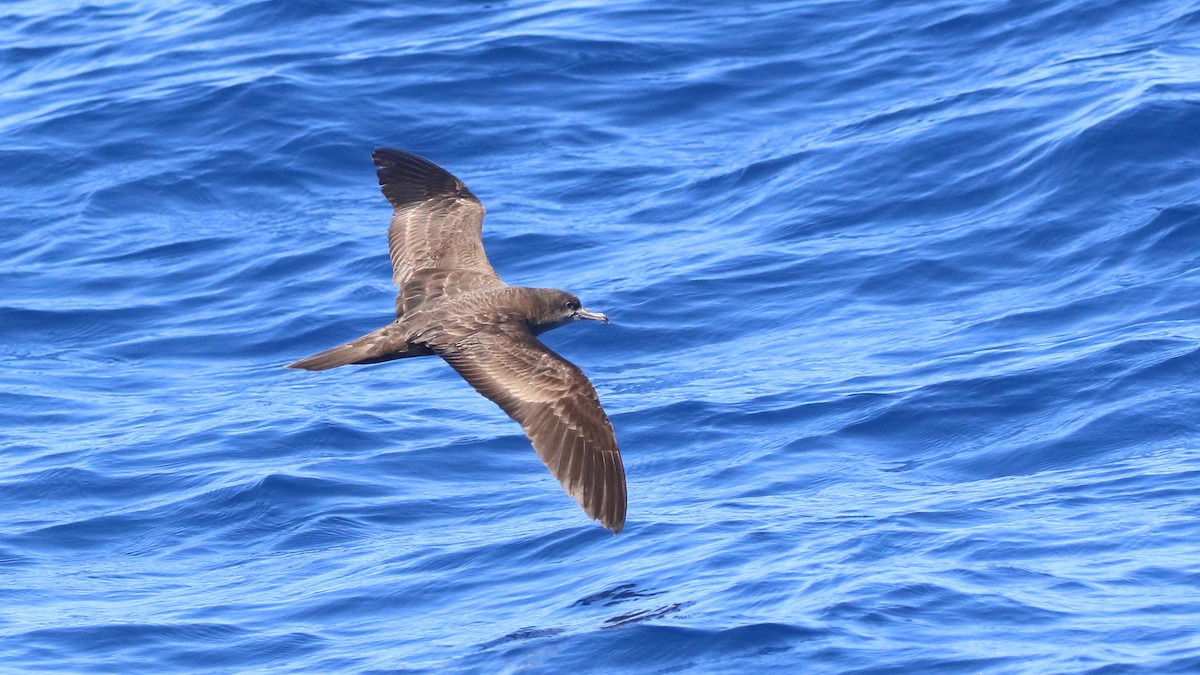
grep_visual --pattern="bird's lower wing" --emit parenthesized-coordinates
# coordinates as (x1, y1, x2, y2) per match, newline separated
(437, 325, 626, 533)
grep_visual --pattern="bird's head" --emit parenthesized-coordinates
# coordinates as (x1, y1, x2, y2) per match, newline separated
(527, 288, 609, 334)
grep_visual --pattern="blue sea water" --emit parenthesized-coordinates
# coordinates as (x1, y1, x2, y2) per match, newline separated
(4, 0, 1200, 672)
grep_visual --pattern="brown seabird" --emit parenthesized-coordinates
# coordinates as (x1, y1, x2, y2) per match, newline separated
(289, 149, 627, 534)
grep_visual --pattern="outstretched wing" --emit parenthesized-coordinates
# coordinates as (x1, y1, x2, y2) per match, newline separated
(372, 148, 497, 289)
(437, 325, 627, 533)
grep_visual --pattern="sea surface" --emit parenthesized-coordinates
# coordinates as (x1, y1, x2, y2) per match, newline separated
(3, 1, 1200, 672)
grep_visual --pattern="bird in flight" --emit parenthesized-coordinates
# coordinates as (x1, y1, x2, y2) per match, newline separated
(289, 149, 626, 533)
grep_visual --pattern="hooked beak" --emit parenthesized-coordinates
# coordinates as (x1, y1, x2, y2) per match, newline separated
(576, 307, 610, 323)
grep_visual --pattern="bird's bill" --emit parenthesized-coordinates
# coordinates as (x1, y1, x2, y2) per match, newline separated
(576, 308, 610, 323)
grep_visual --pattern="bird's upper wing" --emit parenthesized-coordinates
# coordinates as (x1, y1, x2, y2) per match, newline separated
(372, 148, 497, 288)
(436, 324, 627, 533)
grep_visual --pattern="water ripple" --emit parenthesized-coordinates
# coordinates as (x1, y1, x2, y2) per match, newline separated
(2, 0, 1200, 672)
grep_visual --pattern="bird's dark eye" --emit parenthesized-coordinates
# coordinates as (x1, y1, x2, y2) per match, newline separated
(567, 300, 580, 311)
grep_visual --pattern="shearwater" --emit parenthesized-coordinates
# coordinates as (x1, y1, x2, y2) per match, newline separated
(289, 149, 627, 533)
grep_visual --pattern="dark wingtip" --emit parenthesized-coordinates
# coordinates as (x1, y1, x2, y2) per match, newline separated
(605, 502, 627, 534)
(595, 459, 627, 535)
(370, 148, 475, 209)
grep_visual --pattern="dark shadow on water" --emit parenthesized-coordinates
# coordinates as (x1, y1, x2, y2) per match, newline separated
(570, 581, 663, 608)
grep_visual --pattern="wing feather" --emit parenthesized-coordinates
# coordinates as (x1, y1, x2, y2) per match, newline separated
(371, 148, 497, 288)
(437, 325, 627, 533)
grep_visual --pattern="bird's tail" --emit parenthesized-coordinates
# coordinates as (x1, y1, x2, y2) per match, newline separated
(287, 324, 431, 371)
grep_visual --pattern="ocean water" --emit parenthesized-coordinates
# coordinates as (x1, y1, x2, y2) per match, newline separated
(3, 0, 1200, 672)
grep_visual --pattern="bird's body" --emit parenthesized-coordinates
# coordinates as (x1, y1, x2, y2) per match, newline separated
(289, 149, 626, 533)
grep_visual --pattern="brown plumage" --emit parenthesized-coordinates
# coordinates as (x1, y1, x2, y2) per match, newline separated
(289, 149, 626, 533)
